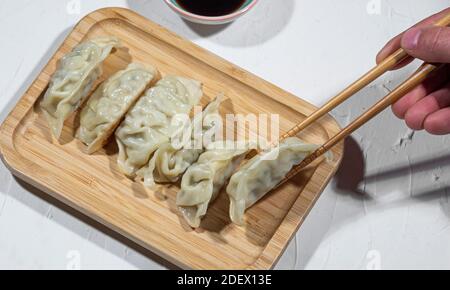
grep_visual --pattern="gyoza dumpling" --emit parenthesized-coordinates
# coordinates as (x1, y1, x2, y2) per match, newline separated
(176, 141, 255, 228)
(115, 76, 203, 177)
(136, 95, 223, 187)
(40, 37, 120, 139)
(227, 137, 319, 225)
(76, 63, 158, 154)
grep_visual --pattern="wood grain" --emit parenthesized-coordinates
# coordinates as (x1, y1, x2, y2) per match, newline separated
(0, 8, 343, 269)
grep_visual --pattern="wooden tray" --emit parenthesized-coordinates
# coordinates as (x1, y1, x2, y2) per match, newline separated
(0, 8, 343, 269)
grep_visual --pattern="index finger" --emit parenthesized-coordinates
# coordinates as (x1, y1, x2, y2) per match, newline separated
(376, 7, 450, 69)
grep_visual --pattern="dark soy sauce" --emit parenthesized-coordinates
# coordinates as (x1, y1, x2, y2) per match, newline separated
(176, 0, 246, 17)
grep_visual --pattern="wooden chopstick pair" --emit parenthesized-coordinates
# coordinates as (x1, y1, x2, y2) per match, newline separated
(279, 11, 450, 183)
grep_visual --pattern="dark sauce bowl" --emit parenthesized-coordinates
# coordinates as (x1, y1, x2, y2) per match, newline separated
(164, 0, 259, 25)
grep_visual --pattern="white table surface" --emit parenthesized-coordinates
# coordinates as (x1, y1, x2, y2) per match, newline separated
(1, 0, 450, 270)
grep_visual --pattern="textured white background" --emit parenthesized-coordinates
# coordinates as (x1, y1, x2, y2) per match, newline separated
(0, 0, 449, 269)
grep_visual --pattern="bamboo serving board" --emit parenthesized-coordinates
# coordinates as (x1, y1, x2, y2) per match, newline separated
(0, 8, 343, 269)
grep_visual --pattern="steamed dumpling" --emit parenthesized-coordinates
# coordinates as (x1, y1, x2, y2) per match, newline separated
(136, 96, 223, 187)
(177, 141, 254, 228)
(115, 76, 202, 176)
(138, 142, 201, 187)
(226, 137, 319, 225)
(77, 63, 158, 153)
(40, 37, 120, 139)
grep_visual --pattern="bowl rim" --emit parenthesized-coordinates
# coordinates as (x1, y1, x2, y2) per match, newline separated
(163, 0, 259, 21)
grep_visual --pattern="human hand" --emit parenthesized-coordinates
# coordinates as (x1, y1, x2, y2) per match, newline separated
(377, 8, 450, 135)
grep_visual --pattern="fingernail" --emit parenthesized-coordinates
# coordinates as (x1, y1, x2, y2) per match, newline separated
(402, 28, 421, 50)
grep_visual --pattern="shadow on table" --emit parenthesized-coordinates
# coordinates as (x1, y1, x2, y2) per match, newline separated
(283, 136, 365, 269)
(364, 155, 450, 189)
(363, 152, 450, 218)
(4, 9, 450, 270)
(126, 0, 295, 47)
(294, 135, 450, 269)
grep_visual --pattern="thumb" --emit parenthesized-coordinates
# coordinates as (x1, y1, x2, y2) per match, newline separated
(401, 26, 450, 63)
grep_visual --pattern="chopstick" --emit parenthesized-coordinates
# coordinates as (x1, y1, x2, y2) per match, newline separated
(282, 62, 442, 183)
(279, 11, 450, 142)
(272, 11, 450, 185)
